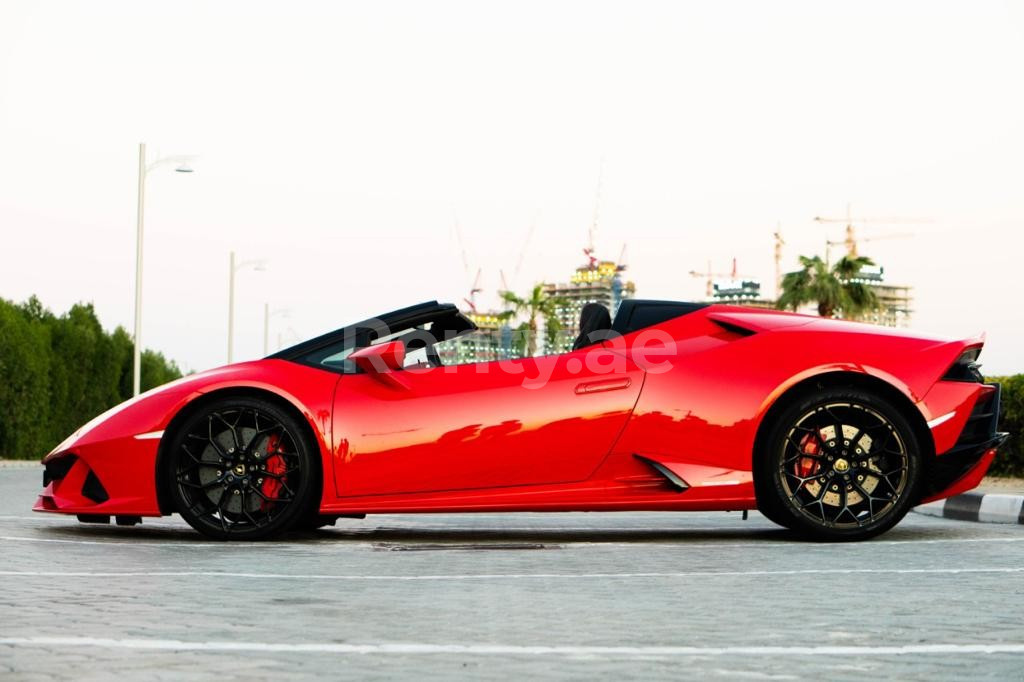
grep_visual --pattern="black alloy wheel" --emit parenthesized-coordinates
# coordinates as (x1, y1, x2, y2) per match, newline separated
(168, 397, 317, 540)
(760, 387, 922, 541)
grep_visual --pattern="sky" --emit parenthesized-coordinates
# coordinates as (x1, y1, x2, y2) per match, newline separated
(1, 1, 1022, 375)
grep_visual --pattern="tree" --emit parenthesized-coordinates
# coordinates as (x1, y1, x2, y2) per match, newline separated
(0, 296, 184, 458)
(499, 284, 565, 357)
(776, 255, 880, 319)
(0, 300, 52, 457)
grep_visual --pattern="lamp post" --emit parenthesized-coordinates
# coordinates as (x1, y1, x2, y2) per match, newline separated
(263, 304, 290, 356)
(227, 252, 267, 363)
(133, 143, 195, 397)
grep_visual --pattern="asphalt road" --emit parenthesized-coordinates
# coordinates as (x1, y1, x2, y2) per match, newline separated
(1, 466, 1023, 680)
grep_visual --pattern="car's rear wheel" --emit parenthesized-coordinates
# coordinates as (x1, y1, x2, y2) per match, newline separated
(760, 387, 922, 541)
(167, 397, 318, 540)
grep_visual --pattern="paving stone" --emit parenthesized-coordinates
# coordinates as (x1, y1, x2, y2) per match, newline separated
(1, 469, 1022, 679)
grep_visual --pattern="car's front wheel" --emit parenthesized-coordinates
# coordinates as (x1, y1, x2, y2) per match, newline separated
(167, 397, 318, 540)
(759, 387, 922, 541)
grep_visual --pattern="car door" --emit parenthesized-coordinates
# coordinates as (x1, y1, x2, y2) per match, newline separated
(331, 345, 644, 497)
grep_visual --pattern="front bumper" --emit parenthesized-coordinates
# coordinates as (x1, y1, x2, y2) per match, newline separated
(34, 435, 163, 517)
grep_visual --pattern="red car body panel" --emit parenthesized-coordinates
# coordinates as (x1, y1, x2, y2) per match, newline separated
(34, 303, 1004, 521)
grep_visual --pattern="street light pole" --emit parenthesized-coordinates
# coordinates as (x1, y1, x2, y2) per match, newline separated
(133, 143, 146, 397)
(263, 304, 289, 356)
(227, 252, 267, 364)
(228, 250, 236, 363)
(132, 143, 196, 396)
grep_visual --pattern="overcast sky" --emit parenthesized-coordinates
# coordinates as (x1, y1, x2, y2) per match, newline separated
(1, 1, 1022, 374)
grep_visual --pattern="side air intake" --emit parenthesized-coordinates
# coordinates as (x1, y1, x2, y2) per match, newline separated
(634, 454, 689, 492)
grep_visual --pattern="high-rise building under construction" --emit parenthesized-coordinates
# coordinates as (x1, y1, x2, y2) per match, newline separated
(543, 259, 635, 354)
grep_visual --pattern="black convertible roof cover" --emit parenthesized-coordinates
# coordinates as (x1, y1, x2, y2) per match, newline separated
(611, 299, 707, 335)
(268, 301, 474, 362)
(268, 298, 706, 365)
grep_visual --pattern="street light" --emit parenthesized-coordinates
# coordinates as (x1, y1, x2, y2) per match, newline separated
(227, 251, 267, 363)
(134, 142, 196, 397)
(263, 304, 290, 356)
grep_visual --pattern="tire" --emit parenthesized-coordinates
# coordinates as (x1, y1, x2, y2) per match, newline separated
(757, 387, 922, 541)
(166, 396, 319, 540)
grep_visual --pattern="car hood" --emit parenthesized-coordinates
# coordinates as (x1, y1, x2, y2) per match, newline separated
(46, 361, 288, 458)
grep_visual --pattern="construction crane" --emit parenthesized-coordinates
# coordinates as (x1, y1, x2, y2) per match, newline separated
(825, 233, 914, 264)
(583, 158, 604, 270)
(688, 258, 752, 298)
(499, 211, 541, 295)
(452, 212, 484, 313)
(773, 223, 785, 299)
(464, 267, 483, 313)
(813, 204, 926, 262)
(616, 242, 628, 272)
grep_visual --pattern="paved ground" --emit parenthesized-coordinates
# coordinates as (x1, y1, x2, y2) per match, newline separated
(1, 467, 1023, 680)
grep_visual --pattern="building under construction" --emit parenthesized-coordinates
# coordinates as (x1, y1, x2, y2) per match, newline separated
(837, 266, 913, 328)
(543, 258, 635, 354)
(701, 266, 913, 327)
(708, 278, 776, 310)
(438, 311, 521, 364)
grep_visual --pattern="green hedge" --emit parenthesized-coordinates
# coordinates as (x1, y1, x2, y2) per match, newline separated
(0, 296, 182, 459)
(987, 374, 1023, 477)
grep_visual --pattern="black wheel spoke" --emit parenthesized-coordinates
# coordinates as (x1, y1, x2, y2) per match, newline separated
(261, 468, 300, 480)
(240, 489, 259, 526)
(177, 478, 221, 491)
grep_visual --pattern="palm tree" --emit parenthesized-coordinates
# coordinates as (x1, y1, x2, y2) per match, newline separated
(777, 255, 880, 319)
(499, 284, 565, 357)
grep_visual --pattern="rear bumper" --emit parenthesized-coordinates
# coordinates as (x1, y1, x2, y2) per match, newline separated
(921, 382, 1009, 504)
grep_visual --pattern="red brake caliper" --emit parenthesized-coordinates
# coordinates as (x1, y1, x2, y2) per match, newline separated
(796, 433, 822, 478)
(259, 434, 286, 512)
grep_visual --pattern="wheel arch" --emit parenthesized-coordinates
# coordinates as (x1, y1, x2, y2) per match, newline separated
(751, 371, 936, 499)
(155, 386, 326, 515)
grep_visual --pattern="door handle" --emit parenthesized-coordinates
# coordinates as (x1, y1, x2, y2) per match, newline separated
(574, 377, 632, 395)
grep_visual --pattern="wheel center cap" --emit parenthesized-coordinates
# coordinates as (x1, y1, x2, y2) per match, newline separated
(834, 458, 850, 473)
(233, 464, 246, 476)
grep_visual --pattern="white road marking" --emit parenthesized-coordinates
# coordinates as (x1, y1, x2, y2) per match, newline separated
(1, 566, 1021, 581)
(0, 515, 185, 529)
(0, 535, 225, 548)
(2, 532, 1023, 549)
(0, 636, 1023, 657)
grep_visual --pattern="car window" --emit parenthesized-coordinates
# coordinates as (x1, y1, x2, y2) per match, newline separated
(435, 327, 524, 366)
(320, 327, 419, 372)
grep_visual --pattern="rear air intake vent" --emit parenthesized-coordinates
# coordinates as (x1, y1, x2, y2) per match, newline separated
(943, 348, 984, 383)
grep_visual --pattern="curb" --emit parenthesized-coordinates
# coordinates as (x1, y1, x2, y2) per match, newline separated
(0, 459, 41, 469)
(914, 492, 1024, 525)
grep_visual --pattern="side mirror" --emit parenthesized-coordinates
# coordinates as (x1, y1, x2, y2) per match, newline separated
(349, 340, 406, 374)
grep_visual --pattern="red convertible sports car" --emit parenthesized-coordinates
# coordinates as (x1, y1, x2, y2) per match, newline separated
(35, 299, 1006, 541)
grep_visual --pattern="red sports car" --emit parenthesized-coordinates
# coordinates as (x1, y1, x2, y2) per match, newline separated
(35, 299, 1007, 541)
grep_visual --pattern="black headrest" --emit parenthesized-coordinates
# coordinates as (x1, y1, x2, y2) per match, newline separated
(573, 303, 612, 351)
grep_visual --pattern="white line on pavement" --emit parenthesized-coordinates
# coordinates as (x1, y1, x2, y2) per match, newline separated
(1, 636, 1023, 657)
(0, 535, 225, 548)
(1, 567, 1022, 581)
(3, 532, 1024, 549)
